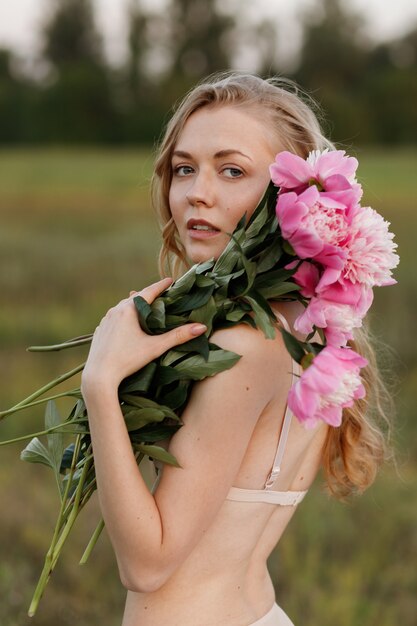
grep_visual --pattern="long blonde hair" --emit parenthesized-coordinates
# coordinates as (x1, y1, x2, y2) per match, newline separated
(150, 71, 394, 499)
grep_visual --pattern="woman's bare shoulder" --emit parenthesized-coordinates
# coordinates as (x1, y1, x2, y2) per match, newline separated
(208, 319, 293, 400)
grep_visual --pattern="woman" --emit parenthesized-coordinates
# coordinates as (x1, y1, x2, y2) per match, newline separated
(81, 73, 390, 625)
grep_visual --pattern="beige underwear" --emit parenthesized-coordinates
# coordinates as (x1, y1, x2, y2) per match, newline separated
(249, 602, 295, 626)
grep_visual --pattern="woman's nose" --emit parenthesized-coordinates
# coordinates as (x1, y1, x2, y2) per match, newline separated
(185, 172, 215, 207)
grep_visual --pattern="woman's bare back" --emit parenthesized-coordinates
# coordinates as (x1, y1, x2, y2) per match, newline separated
(122, 302, 328, 626)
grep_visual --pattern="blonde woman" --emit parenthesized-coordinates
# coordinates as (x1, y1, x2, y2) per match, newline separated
(81, 73, 390, 625)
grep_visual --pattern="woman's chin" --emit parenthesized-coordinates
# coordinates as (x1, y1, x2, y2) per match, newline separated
(185, 238, 229, 265)
(186, 246, 222, 265)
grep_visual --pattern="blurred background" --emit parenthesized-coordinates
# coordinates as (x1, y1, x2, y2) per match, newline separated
(0, 0, 416, 624)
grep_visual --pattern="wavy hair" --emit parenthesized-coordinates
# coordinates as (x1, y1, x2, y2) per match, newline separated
(150, 71, 394, 499)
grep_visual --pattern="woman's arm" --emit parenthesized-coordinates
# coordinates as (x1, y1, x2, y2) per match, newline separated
(82, 280, 289, 592)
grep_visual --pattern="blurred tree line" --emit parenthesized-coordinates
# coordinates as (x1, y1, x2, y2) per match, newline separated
(0, 0, 416, 145)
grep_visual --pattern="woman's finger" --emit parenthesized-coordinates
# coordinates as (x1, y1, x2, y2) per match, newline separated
(133, 277, 173, 304)
(158, 323, 207, 353)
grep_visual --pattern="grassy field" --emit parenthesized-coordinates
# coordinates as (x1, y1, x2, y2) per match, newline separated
(0, 147, 416, 626)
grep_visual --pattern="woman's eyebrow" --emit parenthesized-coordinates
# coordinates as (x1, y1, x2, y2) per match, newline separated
(172, 149, 253, 162)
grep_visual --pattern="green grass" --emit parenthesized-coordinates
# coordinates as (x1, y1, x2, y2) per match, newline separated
(0, 147, 416, 626)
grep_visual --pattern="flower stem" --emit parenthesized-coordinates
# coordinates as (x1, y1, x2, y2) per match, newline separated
(79, 518, 105, 565)
(27, 436, 86, 617)
(28, 435, 92, 617)
(0, 388, 81, 417)
(0, 362, 85, 420)
(28, 336, 93, 352)
(0, 419, 86, 447)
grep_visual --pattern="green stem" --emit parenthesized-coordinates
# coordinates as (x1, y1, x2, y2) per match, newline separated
(50, 455, 93, 567)
(0, 388, 81, 418)
(79, 518, 105, 565)
(27, 435, 84, 617)
(0, 362, 85, 420)
(28, 335, 93, 352)
(0, 419, 86, 447)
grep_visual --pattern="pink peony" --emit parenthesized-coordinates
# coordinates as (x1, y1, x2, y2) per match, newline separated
(276, 185, 349, 274)
(341, 205, 400, 287)
(270, 149, 360, 196)
(288, 346, 368, 428)
(316, 280, 374, 318)
(289, 261, 320, 298)
(294, 297, 363, 346)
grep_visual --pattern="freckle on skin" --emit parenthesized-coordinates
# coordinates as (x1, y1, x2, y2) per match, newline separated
(246, 386, 250, 391)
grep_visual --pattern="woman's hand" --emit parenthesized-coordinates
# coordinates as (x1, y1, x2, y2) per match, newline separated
(81, 277, 207, 395)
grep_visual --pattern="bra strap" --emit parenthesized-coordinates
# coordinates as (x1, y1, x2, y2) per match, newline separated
(264, 310, 300, 490)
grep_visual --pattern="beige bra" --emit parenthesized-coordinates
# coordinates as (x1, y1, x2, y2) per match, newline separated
(225, 311, 307, 507)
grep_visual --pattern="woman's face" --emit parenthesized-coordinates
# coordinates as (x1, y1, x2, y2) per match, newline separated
(169, 105, 278, 264)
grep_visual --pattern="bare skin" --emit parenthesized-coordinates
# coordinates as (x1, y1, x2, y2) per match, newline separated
(81, 106, 329, 625)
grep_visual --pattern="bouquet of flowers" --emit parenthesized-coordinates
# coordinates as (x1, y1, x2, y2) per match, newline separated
(0, 149, 398, 616)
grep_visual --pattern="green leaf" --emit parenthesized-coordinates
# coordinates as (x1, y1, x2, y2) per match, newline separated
(157, 380, 190, 410)
(256, 240, 283, 273)
(195, 259, 216, 274)
(244, 198, 270, 240)
(245, 182, 276, 231)
(190, 295, 217, 335)
(257, 281, 300, 300)
(195, 274, 216, 288)
(254, 267, 295, 289)
(160, 348, 188, 367)
(280, 328, 306, 363)
(283, 239, 296, 256)
(172, 334, 210, 361)
(174, 348, 242, 379)
(130, 423, 181, 442)
(132, 443, 181, 468)
(119, 362, 157, 393)
(148, 298, 166, 328)
(157, 365, 185, 385)
(72, 398, 87, 420)
(20, 437, 54, 469)
(243, 294, 277, 340)
(60, 443, 83, 474)
(133, 295, 153, 333)
(213, 225, 245, 274)
(168, 284, 215, 314)
(225, 307, 247, 322)
(166, 265, 197, 298)
(45, 401, 65, 490)
(240, 256, 257, 295)
(165, 314, 190, 326)
(120, 394, 179, 421)
(123, 407, 167, 431)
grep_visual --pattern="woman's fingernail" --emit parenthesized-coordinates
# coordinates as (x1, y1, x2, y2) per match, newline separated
(190, 324, 207, 335)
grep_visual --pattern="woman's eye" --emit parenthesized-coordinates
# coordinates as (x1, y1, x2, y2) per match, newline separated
(173, 165, 194, 176)
(223, 167, 243, 178)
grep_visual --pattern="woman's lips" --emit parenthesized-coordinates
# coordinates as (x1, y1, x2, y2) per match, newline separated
(186, 218, 222, 240)
(187, 227, 221, 239)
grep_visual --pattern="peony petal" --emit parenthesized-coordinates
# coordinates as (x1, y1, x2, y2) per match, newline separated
(315, 150, 358, 184)
(270, 151, 313, 189)
(321, 404, 343, 427)
(290, 227, 324, 258)
(288, 383, 319, 423)
(275, 192, 309, 234)
(292, 261, 320, 297)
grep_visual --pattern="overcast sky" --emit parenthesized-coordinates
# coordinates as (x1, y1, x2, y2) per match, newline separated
(1, 0, 417, 68)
